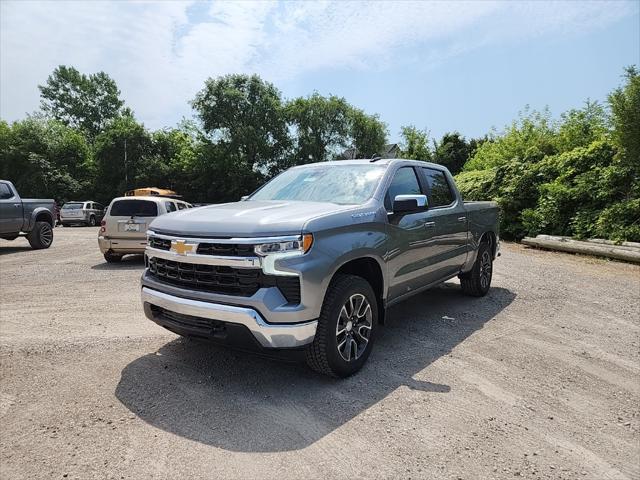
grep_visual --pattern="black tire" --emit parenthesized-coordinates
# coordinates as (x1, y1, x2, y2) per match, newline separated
(26, 221, 54, 249)
(104, 252, 123, 263)
(460, 242, 493, 297)
(88, 215, 96, 226)
(306, 274, 378, 378)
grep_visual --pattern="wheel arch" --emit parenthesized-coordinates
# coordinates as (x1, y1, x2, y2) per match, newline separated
(331, 256, 386, 325)
(32, 208, 54, 228)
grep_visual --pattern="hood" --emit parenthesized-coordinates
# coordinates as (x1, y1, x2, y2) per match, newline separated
(149, 200, 354, 238)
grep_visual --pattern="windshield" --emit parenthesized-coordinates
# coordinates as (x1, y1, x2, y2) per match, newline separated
(62, 203, 83, 210)
(250, 164, 386, 205)
(109, 200, 158, 217)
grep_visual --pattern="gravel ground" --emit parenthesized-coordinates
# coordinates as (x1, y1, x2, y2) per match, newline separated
(1, 227, 639, 480)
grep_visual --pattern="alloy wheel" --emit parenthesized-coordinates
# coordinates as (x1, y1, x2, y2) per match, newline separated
(480, 250, 492, 289)
(39, 224, 53, 247)
(336, 293, 373, 362)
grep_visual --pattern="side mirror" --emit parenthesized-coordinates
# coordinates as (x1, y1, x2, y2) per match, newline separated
(240, 195, 249, 201)
(393, 194, 428, 214)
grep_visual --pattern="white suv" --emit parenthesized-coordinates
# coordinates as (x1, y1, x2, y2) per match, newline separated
(98, 196, 192, 263)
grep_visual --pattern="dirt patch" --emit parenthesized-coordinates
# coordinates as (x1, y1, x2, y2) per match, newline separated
(1, 230, 638, 479)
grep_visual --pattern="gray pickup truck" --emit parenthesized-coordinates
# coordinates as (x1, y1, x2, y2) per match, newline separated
(140, 159, 499, 377)
(0, 180, 55, 249)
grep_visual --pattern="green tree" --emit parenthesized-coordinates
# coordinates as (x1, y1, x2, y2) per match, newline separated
(432, 132, 471, 175)
(348, 109, 388, 159)
(285, 93, 352, 164)
(609, 66, 640, 168)
(135, 128, 198, 195)
(192, 74, 290, 173)
(0, 117, 91, 202)
(39, 66, 125, 139)
(554, 101, 608, 152)
(93, 114, 151, 203)
(399, 125, 431, 160)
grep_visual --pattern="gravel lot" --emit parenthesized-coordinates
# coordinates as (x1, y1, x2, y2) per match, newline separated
(1, 227, 639, 480)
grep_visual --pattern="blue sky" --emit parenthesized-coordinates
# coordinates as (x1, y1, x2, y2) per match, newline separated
(1, 1, 638, 142)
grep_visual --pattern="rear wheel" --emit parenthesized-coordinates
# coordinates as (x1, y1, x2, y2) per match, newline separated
(104, 252, 123, 263)
(27, 221, 54, 249)
(306, 274, 378, 378)
(460, 242, 493, 296)
(88, 215, 96, 226)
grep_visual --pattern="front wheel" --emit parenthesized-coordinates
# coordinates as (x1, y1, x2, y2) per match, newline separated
(27, 222, 54, 249)
(88, 216, 96, 226)
(460, 242, 493, 297)
(306, 274, 378, 378)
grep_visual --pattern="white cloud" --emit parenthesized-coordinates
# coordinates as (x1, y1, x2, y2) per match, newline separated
(1, 0, 636, 128)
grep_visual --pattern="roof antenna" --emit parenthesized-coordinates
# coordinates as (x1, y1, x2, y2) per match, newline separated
(370, 153, 383, 162)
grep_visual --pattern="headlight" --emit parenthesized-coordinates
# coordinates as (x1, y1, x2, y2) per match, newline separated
(254, 233, 313, 256)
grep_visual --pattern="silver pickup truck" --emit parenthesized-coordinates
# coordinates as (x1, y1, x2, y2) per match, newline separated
(140, 159, 499, 377)
(0, 180, 55, 249)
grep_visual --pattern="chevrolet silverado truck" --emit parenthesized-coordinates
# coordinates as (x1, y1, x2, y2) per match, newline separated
(140, 159, 499, 377)
(0, 180, 55, 249)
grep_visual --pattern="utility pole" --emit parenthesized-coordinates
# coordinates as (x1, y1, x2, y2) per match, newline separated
(124, 138, 128, 189)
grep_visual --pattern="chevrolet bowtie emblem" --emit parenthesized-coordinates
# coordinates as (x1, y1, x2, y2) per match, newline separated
(171, 240, 194, 255)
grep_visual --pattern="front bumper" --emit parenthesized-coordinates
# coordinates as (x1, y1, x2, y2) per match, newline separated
(142, 287, 317, 349)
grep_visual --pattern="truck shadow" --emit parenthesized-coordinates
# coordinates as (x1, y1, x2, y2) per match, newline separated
(115, 283, 515, 452)
(90, 255, 145, 270)
(0, 245, 33, 255)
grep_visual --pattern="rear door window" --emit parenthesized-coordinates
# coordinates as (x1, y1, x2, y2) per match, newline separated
(0, 183, 13, 199)
(421, 168, 455, 207)
(109, 200, 158, 217)
(164, 201, 177, 213)
(177, 203, 186, 210)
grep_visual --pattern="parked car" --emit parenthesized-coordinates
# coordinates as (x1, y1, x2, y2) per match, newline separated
(140, 159, 500, 377)
(98, 196, 192, 262)
(0, 180, 55, 249)
(60, 201, 105, 227)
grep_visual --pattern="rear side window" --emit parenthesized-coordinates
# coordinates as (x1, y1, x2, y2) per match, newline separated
(422, 168, 455, 207)
(384, 167, 422, 211)
(0, 183, 13, 199)
(109, 200, 158, 217)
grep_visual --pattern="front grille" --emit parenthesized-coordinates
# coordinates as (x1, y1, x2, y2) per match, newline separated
(147, 257, 301, 304)
(148, 257, 261, 296)
(148, 236, 255, 257)
(150, 305, 226, 337)
(197, 243, 255, 256)
(148, 237, 171, 250)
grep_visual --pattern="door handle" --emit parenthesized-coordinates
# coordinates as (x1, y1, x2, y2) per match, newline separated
(13, 203, 21, 207)
(457, 216, 466, 222)
(424, 221, 436, 228)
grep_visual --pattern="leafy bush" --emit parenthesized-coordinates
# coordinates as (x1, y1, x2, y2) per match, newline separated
(459, 67, 639, 243)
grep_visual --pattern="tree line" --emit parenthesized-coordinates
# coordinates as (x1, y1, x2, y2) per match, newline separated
(1, 65, 638, 242)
